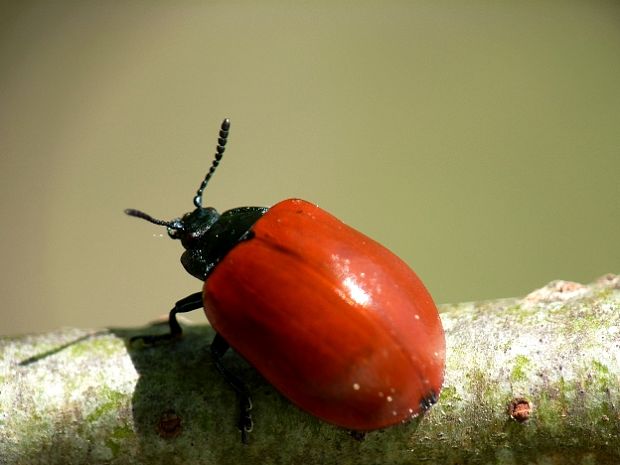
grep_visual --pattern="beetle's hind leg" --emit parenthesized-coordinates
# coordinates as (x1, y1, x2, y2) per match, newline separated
(130, 292, 203, 346)
(211, 333, 254, 444)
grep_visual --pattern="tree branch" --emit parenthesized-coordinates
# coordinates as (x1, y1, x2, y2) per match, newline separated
(1, 275, 619, 464)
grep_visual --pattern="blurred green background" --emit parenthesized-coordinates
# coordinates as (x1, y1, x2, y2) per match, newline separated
(1, 1, 618, 335)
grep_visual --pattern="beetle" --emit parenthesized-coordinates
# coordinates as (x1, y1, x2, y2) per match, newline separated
(126, 118, 445, 443)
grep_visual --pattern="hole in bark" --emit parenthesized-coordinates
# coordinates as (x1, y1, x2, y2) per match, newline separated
(508, 398, 531, 422)
(157, 409, 183, 438)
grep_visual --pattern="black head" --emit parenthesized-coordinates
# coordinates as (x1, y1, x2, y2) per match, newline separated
(125, 118, 231, 249)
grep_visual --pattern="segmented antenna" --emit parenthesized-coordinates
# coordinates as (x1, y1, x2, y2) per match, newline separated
(193, 118, 231, 208)
(124, 208, 174, 227)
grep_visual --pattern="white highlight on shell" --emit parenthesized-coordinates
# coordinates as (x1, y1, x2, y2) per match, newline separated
(386, 396, 393, 402)
(352, 383, 360, 391)
(330, 255, 371, 306)
(343, 276, 371, 306)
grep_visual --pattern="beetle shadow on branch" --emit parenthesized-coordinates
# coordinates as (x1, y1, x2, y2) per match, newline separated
(109, 324, 425, 461)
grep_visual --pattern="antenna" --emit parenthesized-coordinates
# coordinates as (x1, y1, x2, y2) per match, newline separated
(193, 118, 230, 208)
(124, 208, 174, 227)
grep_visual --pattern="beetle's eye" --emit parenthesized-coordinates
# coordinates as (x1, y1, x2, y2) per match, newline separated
(166, 218, 185, 239)
(167, 227, 181, 239)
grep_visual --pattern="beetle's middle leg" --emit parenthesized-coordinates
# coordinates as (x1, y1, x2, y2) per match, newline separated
(211, 332, 253, 444)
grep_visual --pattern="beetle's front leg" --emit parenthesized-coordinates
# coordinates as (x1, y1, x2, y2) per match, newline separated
(131, 292, 203, 345)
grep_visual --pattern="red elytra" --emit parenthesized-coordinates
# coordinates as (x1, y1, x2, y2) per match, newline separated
(203, 198, 445, 430)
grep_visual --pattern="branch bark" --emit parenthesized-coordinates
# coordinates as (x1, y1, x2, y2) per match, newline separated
(1, 275, 619, 465)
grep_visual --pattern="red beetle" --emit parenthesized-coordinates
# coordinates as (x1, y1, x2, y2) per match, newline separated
(126, 119, 445, 443)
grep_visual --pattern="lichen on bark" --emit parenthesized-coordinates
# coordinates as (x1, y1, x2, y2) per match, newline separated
(1, 275, 618, 464)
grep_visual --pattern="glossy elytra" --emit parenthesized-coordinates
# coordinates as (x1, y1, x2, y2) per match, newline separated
(126, 119, 446, 443)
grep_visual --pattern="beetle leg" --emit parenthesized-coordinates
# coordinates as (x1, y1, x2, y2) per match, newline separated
(210, 333, 254, 444)
(130, 292, 203, 346)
